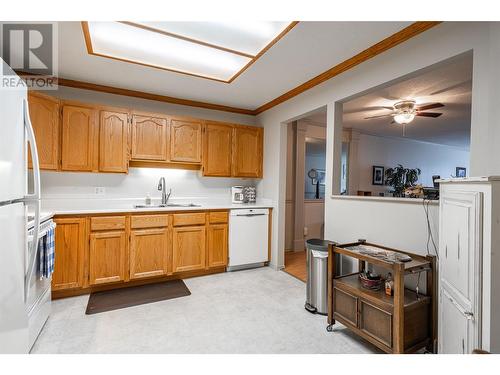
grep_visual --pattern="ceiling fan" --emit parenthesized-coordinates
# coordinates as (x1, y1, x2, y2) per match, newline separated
(364, 100, 444, 136)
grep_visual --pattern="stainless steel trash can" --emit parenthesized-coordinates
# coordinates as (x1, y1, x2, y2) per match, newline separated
(305, 239, 338, 315)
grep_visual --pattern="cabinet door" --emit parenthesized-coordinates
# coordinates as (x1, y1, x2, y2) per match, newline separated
(169, 118, 202, 163)
(203, 122, 232, 177)
(27, 92, 60, 170)
(207, 224, 228, 268)
(172, 226, 206, 273)
(130, 228, 169, 279)
(232, 126, 263, 178)
(131, 114, 167, 161)
(99, 111, 129, 173)
(61, 105, 98, 171)
(52, 218, 86, 291)
(89, 231, 127, 285)
(438, 191, 482, 353)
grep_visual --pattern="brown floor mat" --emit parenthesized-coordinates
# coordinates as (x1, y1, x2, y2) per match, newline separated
(85, 279, 191, 315)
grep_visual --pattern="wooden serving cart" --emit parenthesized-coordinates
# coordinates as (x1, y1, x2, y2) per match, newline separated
(327, 240, 436, 354)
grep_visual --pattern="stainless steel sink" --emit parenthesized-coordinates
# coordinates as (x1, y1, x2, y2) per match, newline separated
(165, 203, 201, 207)
(133, 203, 201, 209)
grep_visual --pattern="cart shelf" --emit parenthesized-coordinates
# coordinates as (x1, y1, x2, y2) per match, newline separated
(327, 241, 437, 354)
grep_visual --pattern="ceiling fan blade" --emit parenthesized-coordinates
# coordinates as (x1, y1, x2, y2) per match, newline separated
(416, 112, 443, 118)
(344, 106, 393, 115)
(364, 113, 394, 120)
(416, 102, 444, 111)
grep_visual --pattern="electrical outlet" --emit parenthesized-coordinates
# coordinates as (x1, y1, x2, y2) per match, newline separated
(94, 187, 106, 195)
(303, 227, 308, 236)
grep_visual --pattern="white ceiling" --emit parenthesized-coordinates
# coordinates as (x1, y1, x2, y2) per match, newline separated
(57, 21, 411, 110)
(301, 52, 472, 149)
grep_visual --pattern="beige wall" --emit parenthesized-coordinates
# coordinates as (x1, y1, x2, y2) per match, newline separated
(257, 22, 500, 269)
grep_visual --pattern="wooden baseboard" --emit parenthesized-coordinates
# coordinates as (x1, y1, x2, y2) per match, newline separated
(52, 266, 225, 300)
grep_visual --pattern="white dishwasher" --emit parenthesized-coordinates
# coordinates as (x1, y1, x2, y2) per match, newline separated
(228, 208, 269, 271)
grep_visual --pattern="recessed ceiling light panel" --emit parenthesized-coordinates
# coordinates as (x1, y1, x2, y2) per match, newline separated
(133, 21, 292, 56)
(83, 21, 296, 82)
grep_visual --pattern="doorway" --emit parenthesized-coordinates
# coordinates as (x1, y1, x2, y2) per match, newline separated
(283, 109, 327, 281)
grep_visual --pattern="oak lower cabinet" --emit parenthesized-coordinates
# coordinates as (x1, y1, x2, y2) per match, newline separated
(169, 118, 203, 164)
(89, 231, 127, 285)
(172, 224, 206, 273)
(131, 113, 168, 161)
(27, 92, 60, 170)
(129, 215, 170, 279)
(51, 210, 233, 298)
(232, 126, 263, 178)
(88, 216, 127, 285)
(207, 211, 229, 269)
(61, 104, 98, 171)
(207, 224, 228, 268)
(52, 217, 86, 291)
(99, 110, 129, 173)
(203, 121, 233, 177)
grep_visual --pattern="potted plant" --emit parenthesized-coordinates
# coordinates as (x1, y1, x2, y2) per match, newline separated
(384, 164, 421, 197)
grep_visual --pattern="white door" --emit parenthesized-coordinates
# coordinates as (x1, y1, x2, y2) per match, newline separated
(0, 203, 29, 353)
(438, 191, 482, 353)
(0, 61, 27, 202)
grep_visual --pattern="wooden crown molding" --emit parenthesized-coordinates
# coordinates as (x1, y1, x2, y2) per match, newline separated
(20, 21, 440, 116)
(16, 71, 255, 115)
(81, 21, 298, 84)
(253, 21, 442, 114)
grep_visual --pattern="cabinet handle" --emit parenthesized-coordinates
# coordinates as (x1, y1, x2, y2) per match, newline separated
(464, 311, 474, 320)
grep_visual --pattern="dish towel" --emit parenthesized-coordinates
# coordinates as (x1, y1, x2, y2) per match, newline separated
(39, 225, 56, 279)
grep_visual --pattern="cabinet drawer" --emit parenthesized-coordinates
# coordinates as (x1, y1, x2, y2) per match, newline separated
(334, 287, 358, 327)
(208, 211, 228, 224)
(173, 213, 206, 227)
(131, 214, 169, 229)
(90, 216, 126, 231)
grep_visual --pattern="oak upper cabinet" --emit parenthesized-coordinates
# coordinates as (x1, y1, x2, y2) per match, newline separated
(61, 104, 98, 171)
(169, 117, 203, 164)
(52, 217, 86, 291)
(172, 213, 206, 273)
(129, 215, 170, 280)
(131, 113, 168, 161)
(88, 216, 127, 286)
(27, 92, 60, 170)
(207, 211, 229, 269)
(202, 121, 232, 177)
(99, 110, 129, 173)
(232, 125, 263, 178)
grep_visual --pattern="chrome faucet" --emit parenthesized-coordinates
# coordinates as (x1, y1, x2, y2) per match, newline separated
(157, 177, 172, 205)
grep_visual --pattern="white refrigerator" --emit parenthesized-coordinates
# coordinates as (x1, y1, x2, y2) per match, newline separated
(0, 60, 45, 353)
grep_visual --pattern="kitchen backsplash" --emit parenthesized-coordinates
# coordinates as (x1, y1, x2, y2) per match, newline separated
(38, 168, 256, 200)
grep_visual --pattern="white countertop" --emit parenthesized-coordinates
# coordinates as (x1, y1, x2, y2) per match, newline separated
(40, 197, 274, 216)
(437, 176, 500, 183)
(330, 194, 439, 205)
(27, 212, 55, 229)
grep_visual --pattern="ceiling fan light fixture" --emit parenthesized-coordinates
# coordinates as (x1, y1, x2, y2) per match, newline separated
(394, 112, 416, 125)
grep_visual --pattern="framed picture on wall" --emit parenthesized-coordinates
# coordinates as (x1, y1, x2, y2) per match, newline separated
(456, 167, 467, 178)
(372, 166, 385, 185)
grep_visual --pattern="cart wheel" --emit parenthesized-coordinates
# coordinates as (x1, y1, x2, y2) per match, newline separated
(326, 325, 334, 332)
